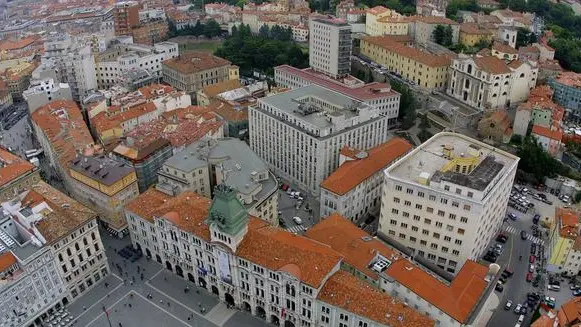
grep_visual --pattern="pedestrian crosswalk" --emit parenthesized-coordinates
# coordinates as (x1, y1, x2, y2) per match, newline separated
(504, 225, 544, 245)
(285, 225, 306, 234)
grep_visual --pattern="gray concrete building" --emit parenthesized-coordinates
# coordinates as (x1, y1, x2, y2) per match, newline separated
(23, 78, 73, 113)
(249, 85, 391, 195)
(309, 17, 352, 78)
(157, 137, 279, 225)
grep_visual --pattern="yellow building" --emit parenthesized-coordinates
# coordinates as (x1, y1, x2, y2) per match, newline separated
(459, 23, 494, 47)
(3, 60, 37, 101)
(361, 35, 451, 90)
(69, 155, 139, 236)
(549, 208, 581, 274)
(365, 6, 403, 36)
(370, 15, 413, 36)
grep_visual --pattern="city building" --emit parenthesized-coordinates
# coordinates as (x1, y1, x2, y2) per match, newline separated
(379, 132, 519, 273)
(125, 185, 434, 327)
(31, 100, 100, 193)
(305, 214, 493, 327)
(274, 65, 401, 125)
(514, 85, 564, 137)
(369, 15, 411, 36)
(548, 208, 581, 275)
(459, 23, 494, 47)
(477, 110, 512, 143)
(412, 16, 459, 45)
(309, 16, 352, 78)
(162, 52, 239, 95)
(320, 138, 412, 222)
(157, 137, 278, 225)
(365, 6, 402, 36)
(68, 155, 139, 236)
(360, 35, 452, 90)
(531, 125, 563, 157)
(447, 54, 538, 110)
(2, 181, 109, 314)
(95, 41, 179, 89)
(490, 41, 518, 61)
(23, 78, 72, 113)
(196, 79, 242, 106)
(37, 34, 98, 102)
(490, 9, 534, 30)
(2, 60, 38, 102)
(131, 20, 169, 45)
(112, 138, 173, 193)
(416, 0, 448, 16)
(207, 99, 249, 139)
(124, 105, 224, 153)
(335, 0, 355, 19)
(114, 1, 140, 36)
(549, 72, 581, 116)
(0, 147, 41, 202)
(250, 85, 391, 195)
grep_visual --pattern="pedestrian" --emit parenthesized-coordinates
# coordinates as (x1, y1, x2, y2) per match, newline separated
(160, 300, 163, 304)
(140, 273, 144, 281)
(130, 280, 133, 286)
(104, 282, 109, 288)
(167, 302, 170, 307)
(83, 306, 86, 311)
(119, 323, 122, 327)
(128, 303, 132, 308)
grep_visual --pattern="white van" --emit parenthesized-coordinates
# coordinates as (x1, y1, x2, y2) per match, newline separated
(548, 284, 561, 291)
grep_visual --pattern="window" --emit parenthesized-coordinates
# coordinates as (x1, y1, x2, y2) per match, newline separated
(401, 223, 408, 228)
(433, 232, 440, 239)
(404, 200, 411, 206)
(424, 219, 431, 225)
(413, 215, 420, 221)
(399, 233, 406, 239)
(444, 236, 451, 242)
(410, 237, 417, 243)
(402, 212, 410, 218)
(435, 222, 442, 228)
(390, 219, 397, 225)
(393, 197, 400, 203)
(396, 185, 402, 191)
(426, 207, 434, 213)
(457, 228, 465, 235)
(444, 185, 450, 191)
(449, 214, 456, 220)
(467, 192, 474, 198)
(455, 239, 463, 245)
(416, 204, 422, 209)
(406, 188, 413, 194)
(460, 217, 468, 223)
(452, 250, 460, 256)
(463, 204, 471, 211)
(452, 201, 459, 207)
(438, 210, 445, 217)
(430, 243, 438, 249)
(422, 229, 429, 235)
(420, 240, 427, 246)
(455, 188, 462, 195)
(429, 195, 436, 201)
(442, 247, 449, 253)
(440, 198, 448, 205)
(392, 208, 399, 214)
(412, 226, 419, 232)
(418, 192, 425, 198)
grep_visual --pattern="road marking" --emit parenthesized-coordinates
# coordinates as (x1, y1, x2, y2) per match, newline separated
(85, 290, 131, 327)
(74, 282, 125, 322)
(111, 273, 123, 282)
(149, 266, 164, 280)
(507, 228, 514, 268)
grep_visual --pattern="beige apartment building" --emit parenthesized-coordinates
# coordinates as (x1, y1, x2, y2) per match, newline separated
(162, 51, 239, 95)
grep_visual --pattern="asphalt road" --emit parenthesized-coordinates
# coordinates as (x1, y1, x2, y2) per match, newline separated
(487, 189, 561, 327)
(275, 178, 321, 234)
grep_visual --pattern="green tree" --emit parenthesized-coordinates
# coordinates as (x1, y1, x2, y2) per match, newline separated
(258, 25, 270, 38)
(432, 25, 445, 45)
(446, 0, 480, 20)
(443, 25, 454, 46)
(203, 19, 222, 38)
(391, 80, 417, 130)
(515, 27, 537, 48)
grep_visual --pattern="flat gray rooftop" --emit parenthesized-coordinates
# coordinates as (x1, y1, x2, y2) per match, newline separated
(258, 85, 369, 129)
(70, 155, 134, 186)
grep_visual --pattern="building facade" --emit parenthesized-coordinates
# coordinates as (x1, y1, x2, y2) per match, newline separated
(309, 17, 352, 79)
(125, 185, 434, 327)
(23, 78, 72, 113)
(157, 137, 279, 225)
(320, 138, 412, 222)
(68, 155, 138, 236)
(549, 72, 581, 116)
(549, 208, 581, 275)
(162, 52, 238, 94)
(0, 147, 41, 202)
(250, 85, 391, 195)
(114, 1, 140, 36)
(379, 132, 518, 274)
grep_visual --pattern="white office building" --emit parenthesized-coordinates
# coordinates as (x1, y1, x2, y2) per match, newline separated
(0, 181, 109, 327)
(95, 41, 179, 89)
(249, 85, 391, 195)
(379, 132, 518, 274)
(309, 17, 352, 78)
(23, 78, 73, 113)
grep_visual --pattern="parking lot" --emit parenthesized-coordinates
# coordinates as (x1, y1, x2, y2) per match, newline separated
(275, 179, 321, 234)
(487, 183, 577, 327)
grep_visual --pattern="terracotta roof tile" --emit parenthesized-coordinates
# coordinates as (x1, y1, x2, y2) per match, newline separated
(321, 138, 412, 195)
(554, 207, 580, 240)
(31, 100, 97, 170)
(559, 297, 581, 325)
(0, 251, 17, 272)
(532, 125, 563, 142)
(416, 16, 458, 25)
(305, 213, 401, 280)
(474, 56, 511, 74)
(492, 41, 517, 54)
(386, 259, 489, 323)
(460, 22, 494, 35)
(208, 99, 248, 122)
(33, 181, 97, 244)
(162, 51, 231, 74)
(0, 147, 36, 188)
(200, 79, 242, 98)
(138, 84, 174, 100)
(554, 71, 581, 88)
(0, 36, 39, 51)
(318, 270, 434, 327)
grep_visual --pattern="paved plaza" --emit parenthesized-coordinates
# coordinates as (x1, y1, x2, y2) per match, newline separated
(63, 232, 272, 327)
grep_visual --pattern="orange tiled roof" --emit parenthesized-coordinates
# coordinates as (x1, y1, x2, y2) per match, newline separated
(474, 56, 511, 74)
(555, 207, 580, 240)
(362, 36, 452, 67)
(126, 189, 343, 288)
(366, 5, 389, 15)
(31, 100, 96, 170)
(138, 83, 174, 100)
(492, 41, 517, 55)
(321, 138, 412, 195)
(558, 297, 581, 326)
(0, 36, 38, 51)
(318, 270, 434, 327)
(460, 22, 495, 35)
(0, 147, 36, 188)
(532, 125, 563, 142)
(416, 16, 458, 25)
(0, 251, 17, 272)
(386, 259, 489, 323)
(555, 71, 581, 88)
(200, 79, 242, 98)
(305, 213, 401, 280)
(162, 51, 232, 74)
(208, 99, 248, 122)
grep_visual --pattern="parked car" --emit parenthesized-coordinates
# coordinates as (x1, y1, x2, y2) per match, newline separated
(548, 285, 561, 291)
(570, 285, 580, 291)
(518, 315, 525, 323)
(573, 289, 581, 297)
(508, 213, 518, 220)
(292, 216, 303, 225)
(496, 233, 508, 243)
(526, 272, 533, 282)
(495, 282, 504, 292)
(533, 214, 540, 224)
(521, 306, 528, 315)
(529, 255, 536, 263)
(505, 300, 513, 310)
(531, 243, 537, 254)
(529, 264, 535, 272)
(514, 304, 522, 314)
(503, 268, 514, 277)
